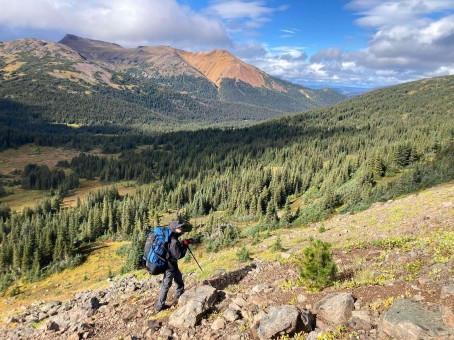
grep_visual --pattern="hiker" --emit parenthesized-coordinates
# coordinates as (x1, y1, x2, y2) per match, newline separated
(155, 220, 193, 312)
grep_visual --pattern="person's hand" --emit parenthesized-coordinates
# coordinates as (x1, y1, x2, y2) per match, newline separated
(183, 238, 193, 246)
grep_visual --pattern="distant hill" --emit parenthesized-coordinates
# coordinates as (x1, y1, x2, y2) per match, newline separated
(0, 35, 346, 126)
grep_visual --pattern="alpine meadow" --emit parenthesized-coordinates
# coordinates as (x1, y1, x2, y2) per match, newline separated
(0, 26, 454, 340)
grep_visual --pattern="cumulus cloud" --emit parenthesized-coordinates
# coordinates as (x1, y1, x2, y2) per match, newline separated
(0, 0, 232, 49)
(206, 0, 287, 34)
(254, 0, 454, 88)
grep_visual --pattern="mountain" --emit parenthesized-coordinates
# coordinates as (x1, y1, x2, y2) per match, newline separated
(0, 35, 345, 126)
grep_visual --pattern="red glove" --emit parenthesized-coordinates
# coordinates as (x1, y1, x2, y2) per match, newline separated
(183, 239, 193, 245)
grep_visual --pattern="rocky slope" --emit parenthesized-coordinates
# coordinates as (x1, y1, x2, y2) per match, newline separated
(1, 182, 453, 339)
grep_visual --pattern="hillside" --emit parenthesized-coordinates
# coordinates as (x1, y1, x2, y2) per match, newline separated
(0, 35, 345, 127)
(0, 73, 453, 339)
(1, 181, 452, 339)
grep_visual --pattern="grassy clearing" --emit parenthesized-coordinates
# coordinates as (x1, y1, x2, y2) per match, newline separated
(0, 241, 128, 321)
(0, 187, 48, 212)
(0, 144, 80, 175)
(0, 179, 136, 212)
(0, 177, 136, 212)
(61, 179, 137, 208)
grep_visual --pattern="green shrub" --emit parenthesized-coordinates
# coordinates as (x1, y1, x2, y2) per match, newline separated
(236, 245, 250, 263)
(271, 235, 284, 252)
(115, 244, 131, 257)
(298, 238, 337, 290)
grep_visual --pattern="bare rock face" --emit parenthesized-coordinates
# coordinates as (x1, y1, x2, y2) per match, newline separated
(313, 293, 355, 324)
(379, 299, 454, 339)
(257, 305, 315, 340)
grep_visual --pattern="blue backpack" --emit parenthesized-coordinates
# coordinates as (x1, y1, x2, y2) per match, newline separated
(143, 227, 172, 275)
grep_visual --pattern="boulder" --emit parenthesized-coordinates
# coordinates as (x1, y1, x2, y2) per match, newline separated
(223, 308, 240, 322)
(211, 317, 226, 330)
(168, 300, 204, 329)
(178, 285, 218, 308)
(348, 310, 373, 331)
(314, 293, 355, 324)
(257, 305, 315, 340)
(379, 299, 453, 339)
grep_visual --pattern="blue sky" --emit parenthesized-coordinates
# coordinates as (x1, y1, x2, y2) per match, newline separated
(1, 0, 454, 88)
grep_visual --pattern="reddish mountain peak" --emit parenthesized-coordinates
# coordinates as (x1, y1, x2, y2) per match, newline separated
(178, 49, 266, 88)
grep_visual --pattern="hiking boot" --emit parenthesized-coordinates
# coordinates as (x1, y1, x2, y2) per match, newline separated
(155, 304, 170, 312)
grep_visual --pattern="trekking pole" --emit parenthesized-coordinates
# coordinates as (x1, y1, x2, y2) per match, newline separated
(187, 246, 203, 272)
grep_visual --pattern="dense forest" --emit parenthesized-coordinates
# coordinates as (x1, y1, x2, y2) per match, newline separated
(0, 75, 453, 291)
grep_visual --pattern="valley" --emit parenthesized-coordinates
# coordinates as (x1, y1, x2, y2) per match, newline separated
(0, 36, 453, 339)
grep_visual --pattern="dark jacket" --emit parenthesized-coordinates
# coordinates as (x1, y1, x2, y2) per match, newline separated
(168, 233, 187, 262)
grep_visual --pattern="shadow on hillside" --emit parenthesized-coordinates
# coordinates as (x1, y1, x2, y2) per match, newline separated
(77, 242, 108, 255)
(203, 264, 257, 290)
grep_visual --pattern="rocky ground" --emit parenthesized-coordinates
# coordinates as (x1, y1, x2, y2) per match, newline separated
(1, 183, 453, 339)
(1, 256, 453, 340)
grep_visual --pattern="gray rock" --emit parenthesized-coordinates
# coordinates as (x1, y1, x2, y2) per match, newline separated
(169, 300, 204, 329)
(224, 308, 240, 322)
(441, 284, 454, 299)
(379, 299, 453, 339)
(40, 301, 61, 313)
(211, 317, 226, 330)
(252, 284, 273, 294)
(4, 316, 18, 324)
(297, 294, 307, 304)
(168, 285, 219, 329)
(160, 326, 173, 337)
(47, 306, 60, 316)
(306, 331, 322, 340)
(314, 293, 355, 324)
(38, 312, 48, 321)
(178, 285, 218, 308)
(232, 297, 248, 308)
(348, 310, 373, 331)
(25, 313, 39, 323)
(258, 305, 314, 340)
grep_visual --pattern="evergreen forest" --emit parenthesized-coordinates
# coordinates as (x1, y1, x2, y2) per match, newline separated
(0, 75, 453, 292)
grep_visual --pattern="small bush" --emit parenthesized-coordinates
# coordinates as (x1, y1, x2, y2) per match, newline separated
(298, 238, 337, 290)
(116, 244, 131, 257)
(236, 245, 250, 263)
(271, 235, 284, 252)
(9, 285, 21, 297)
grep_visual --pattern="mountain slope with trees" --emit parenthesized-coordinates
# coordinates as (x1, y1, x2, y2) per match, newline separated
(0, 35, 345, 127)
(0, 75, 452, 293)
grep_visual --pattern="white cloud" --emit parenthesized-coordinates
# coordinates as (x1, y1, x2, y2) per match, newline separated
(258, 0, 454, 87)
(0, 0, 232, 49)
(206, 0, 287, 35)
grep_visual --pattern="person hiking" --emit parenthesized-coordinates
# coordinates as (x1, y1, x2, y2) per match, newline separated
(155, 220, 192, 312)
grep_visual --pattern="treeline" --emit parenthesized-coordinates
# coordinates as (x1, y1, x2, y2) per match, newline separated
(1, 75, 454, 290)
(21, 164, 79, 193)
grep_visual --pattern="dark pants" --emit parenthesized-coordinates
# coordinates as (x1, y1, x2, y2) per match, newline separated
(156, 263, 184, 309)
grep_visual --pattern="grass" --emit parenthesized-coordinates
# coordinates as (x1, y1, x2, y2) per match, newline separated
(0, 144, 80, 175)
(0, 241, 128, 322)
(61, 179, 136, 208)
(0, 187, 48, 212)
